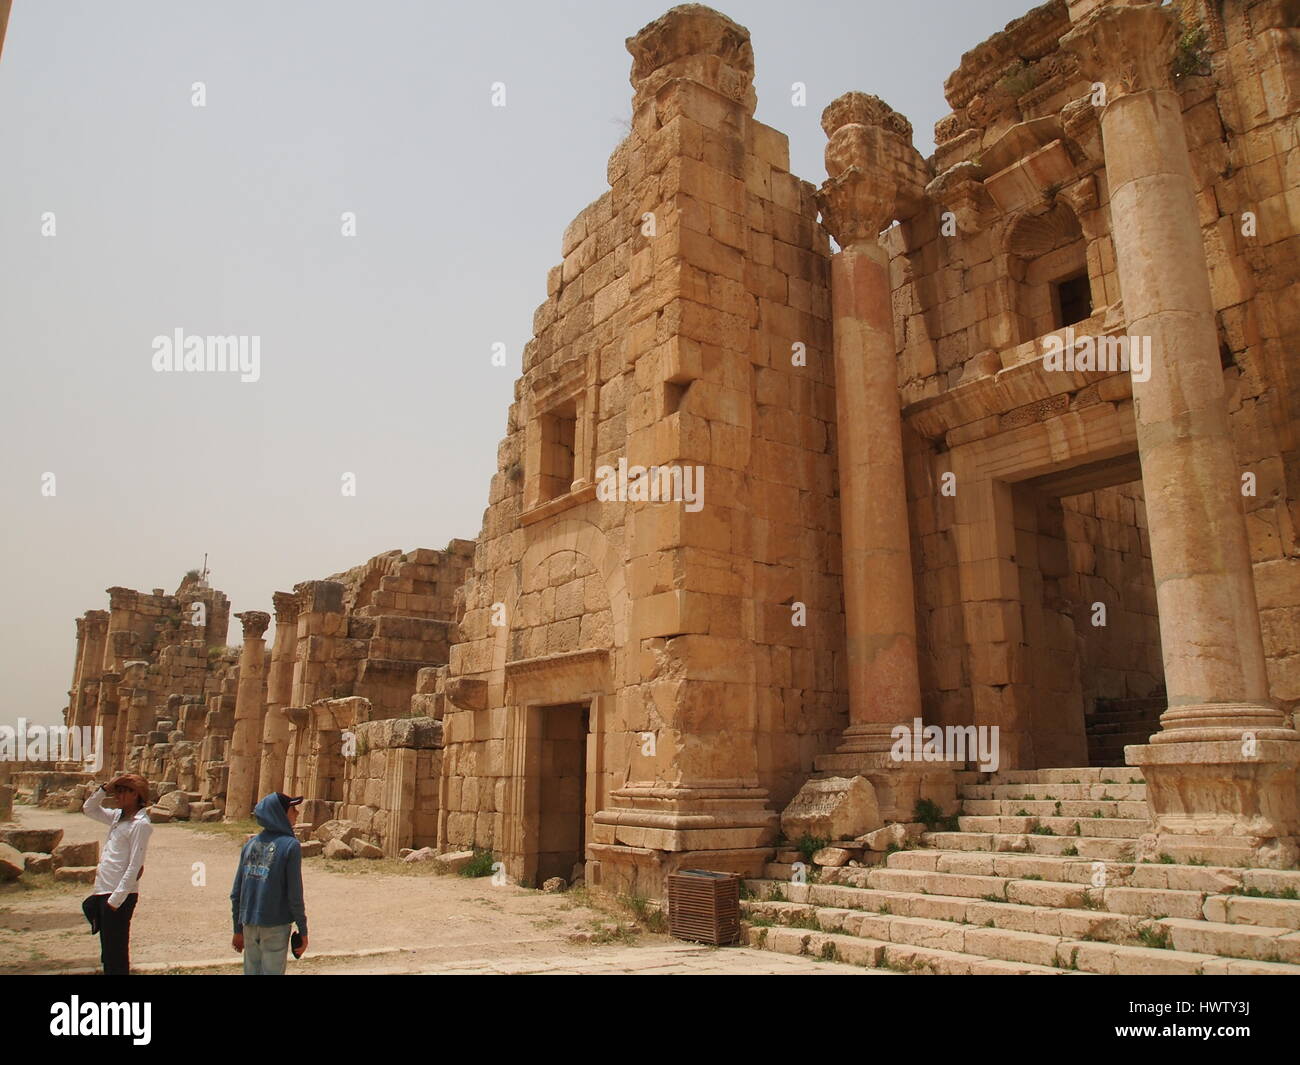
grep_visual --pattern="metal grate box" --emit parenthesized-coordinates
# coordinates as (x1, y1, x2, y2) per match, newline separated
(667, 868, 741, 945)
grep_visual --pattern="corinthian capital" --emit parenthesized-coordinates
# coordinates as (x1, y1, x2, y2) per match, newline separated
(272, 591, 301, 623)
(816, 91, 923, 245)
(817, 168, 896, 246)
(1061, 2, 1178, 101)
(236, 610, 271, 640)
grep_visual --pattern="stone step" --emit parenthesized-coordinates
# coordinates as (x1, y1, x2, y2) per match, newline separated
(1162, 918, 1300, 964)
(959, 799, 1151, 819)
(743, 893, 1300, 974)
(958, 783, 1147, 801)
(980, 768, 1145, 786)
(863, 867, 1091, 907)
(956, 815, 1152, 837)
(921, 831, 1136, 860)
(743, 923, 1077, 975)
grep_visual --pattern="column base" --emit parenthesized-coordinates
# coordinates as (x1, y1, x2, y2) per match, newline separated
(1150, 702, 1295, 744)
(586, 843, 771, 901)
(590, 783, 778, 852)
(834, 722, 903, 756)
(1127, 734, 1300, 854)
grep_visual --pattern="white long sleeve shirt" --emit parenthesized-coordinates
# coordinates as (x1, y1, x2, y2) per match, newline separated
(82, 788, 153, 909)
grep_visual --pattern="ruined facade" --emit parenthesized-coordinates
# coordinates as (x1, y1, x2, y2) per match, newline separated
(437, 0, 1300, 894)
(26, 0, 1300, 913)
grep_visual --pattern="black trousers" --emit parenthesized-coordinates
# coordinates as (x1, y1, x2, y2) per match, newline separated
(85, 893, 138, 975)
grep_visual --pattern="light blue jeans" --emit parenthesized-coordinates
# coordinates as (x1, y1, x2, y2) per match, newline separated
(242, 923, 293, 975)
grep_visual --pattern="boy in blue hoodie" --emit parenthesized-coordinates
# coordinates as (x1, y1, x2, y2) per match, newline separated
(230, 792, 310, 974)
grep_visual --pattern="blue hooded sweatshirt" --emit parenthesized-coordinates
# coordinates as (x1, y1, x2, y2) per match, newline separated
(230, 794, 308, 935)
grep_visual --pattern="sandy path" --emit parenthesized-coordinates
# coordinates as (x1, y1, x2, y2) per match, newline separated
(0, 804, 643, 974)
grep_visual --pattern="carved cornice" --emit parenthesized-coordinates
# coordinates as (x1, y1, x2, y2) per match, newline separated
(943, 0, 1071, 110)
(505, 647, 609, 676)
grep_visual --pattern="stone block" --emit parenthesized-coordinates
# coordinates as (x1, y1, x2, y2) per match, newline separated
(322, 838, 355, 860)
(780, 776, 882, 841)
(0, 843, 26, 880)
(350, 838, 383, 859)
(23, 852, 54, 874)
(434, 850, 475, 873)
(53, 841, 99, 868)
(314, 819, 358, 845)
(1, 828, 63, 854)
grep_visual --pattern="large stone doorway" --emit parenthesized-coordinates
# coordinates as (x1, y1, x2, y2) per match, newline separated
(535, 701, 590, 884)
(1014, 455, 1165, 767)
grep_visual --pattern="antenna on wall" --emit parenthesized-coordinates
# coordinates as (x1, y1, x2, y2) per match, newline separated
(201, 552, 209, 585)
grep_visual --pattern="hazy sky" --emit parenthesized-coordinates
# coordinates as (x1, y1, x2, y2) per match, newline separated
(0, 0, 1033, 725)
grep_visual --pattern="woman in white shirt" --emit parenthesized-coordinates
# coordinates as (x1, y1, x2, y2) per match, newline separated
(81, 774, 153, 974)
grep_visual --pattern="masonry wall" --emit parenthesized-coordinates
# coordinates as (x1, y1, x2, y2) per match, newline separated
(441, 13, 845, 888)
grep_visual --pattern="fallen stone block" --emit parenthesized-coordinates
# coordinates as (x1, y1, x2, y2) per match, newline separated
(53, 841, 99, 868)
(1, 843, 27, 879)
(314, 819, 358, 845)
(299, 840, 323, 858)
(200, 810, 221, 822)
(323, 838, 355, 860)
(350, 839, 383, 859)
(543, 877, 567, 892)
(858, 824, 910, 851)
(1, 827, 64, 854)
(155, 789, 191, 819)
(781, 776, 881, 841)
(147, 807, 173, 823)
(399, 848, 414, 859)
(402, 847, 436, 863)
(812, 846, 856, 867)
(433, 850, 474, 873)
(23, 853, 54, 875)
(54, 866, 98, 884)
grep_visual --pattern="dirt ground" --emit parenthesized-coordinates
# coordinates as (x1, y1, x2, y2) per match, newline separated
(0, 803, 665, 975)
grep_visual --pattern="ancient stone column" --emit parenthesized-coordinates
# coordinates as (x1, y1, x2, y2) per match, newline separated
(66, 617, 87, 728)
(257, 591, 300, 798)
(96, 672, 121, 778)
(1064, 2, 1300, 860)
(816, 93, 924, 757)
(75, 612, 109, 730)
(114, 660, 150, 772)
(225, 610, 270, 820)
(102, 587, 140, 672)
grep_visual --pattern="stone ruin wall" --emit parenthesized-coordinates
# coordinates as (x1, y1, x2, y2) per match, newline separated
(275, 542, 473, 853)
(440, 6, 849, 890)
(22, 542, 475, 844)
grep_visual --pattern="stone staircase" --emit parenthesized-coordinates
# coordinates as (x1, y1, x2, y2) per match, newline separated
(1085, 697, 1165, 767)
(742, 767, 1300, 975)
